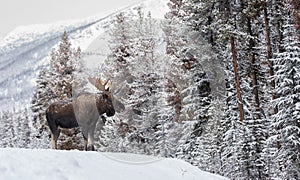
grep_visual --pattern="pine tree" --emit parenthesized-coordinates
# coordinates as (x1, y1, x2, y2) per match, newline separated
(31, 68, 55, 139)
(125, 9, 161, 154)
(287, 0, 300, 39)
(182, 0, 218, 46)
(51, 31, 77, 100)
(164, 0, 222, 172)
(271, 17, 300, 179)
(263, 1, 277, 115)
(0, 108, 40, 148)
(95, 12, 136, 152)
(219, 45, 245, 178)
(190, 98, 223, 174)
(72, 47, 86, 97)
(31, 31, 82, 150)
(0, 111, 13, 147)
(264, 2, 289, 178)
(163, 0, 186, 123)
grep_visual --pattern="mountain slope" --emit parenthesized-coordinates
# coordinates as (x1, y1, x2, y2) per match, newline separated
(0, 0, 168, 110)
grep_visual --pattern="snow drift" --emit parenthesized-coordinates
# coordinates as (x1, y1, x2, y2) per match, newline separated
(0, 148, 228, 180)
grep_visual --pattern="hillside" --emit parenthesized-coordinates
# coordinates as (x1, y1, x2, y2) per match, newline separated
(0, 148, 228, 180)
(0, 0, 168, 110)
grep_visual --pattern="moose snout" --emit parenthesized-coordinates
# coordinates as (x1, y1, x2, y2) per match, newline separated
(106, 108, 115, 117)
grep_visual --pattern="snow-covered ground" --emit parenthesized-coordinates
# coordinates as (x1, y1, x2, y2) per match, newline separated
(0, 148, 228, 180)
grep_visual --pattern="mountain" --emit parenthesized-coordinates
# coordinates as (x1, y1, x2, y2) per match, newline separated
(0, 0, 168, 111)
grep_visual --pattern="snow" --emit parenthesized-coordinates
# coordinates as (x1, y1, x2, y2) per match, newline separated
(0, 148, 228, 180)
(136, 0, 168, 19)
(296, 102, 300, 110)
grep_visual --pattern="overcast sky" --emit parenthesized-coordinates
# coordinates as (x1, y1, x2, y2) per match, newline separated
(0, 0, 143, 39)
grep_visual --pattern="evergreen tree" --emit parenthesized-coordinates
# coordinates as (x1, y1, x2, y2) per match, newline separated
(125, 9, 161, 154)
(0, 111, 13, 147)
(51, 31, 78, 100)
(0, 108, 40, 148)
(31, 31, 82, 150)
(31, 68, 55, 139)
(165, 0, 220, 176)
(163, 0, 186, 123)
(188, 98, 223, 174)
(182, 0, 219, 46)
(287, 0, 300, 38)
(96, 12, 135, 152)
(271, 17, 300, 179)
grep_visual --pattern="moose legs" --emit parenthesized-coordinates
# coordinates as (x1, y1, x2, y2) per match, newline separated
(83, 132, 95, 151)
(50, 126, 61, 149)
(49, 125, 97, 151)
(82, 124, 96, 151)
(89, 126, 96, 151)
(82, 128, 88, 151)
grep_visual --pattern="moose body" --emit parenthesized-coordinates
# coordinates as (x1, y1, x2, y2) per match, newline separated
(46, 78, 120, 151)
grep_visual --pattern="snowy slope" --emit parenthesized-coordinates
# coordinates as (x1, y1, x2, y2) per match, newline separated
(0, 0, 168, 110)
(0, 148, 228, 180)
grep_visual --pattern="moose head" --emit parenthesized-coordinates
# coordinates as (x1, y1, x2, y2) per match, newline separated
(88, 77, 115, 116)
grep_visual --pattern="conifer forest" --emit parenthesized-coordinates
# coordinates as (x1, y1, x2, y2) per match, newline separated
(0, 0, 299, 179)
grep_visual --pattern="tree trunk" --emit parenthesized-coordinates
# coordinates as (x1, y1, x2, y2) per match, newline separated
(288, 0, 300, 40)
(247, 15, 264, 179)
(264, 7, 278, 114)
(264, 5, 282, 154)
(247, 17, 261, 119)
(230, 37, 244, 122)
(226, 0, 244, 122)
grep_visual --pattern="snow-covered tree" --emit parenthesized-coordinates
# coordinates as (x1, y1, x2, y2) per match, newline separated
(0, 108, 43, 149)
(95, 12, 136, 152)
(287, 0, 300, 37)
(31, 68, 55, 135)
(51, 31, 81, 100)
(124, 9, 162, 154)
(163, 0, 186, 124)
(31, 31, 82, 150)
(270, 17, 300, 179)
(0, 111, 14, 147)
(164, 0, 216, 168)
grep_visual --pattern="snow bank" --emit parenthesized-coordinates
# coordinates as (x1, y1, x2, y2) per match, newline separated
(0, 148, 227, 180)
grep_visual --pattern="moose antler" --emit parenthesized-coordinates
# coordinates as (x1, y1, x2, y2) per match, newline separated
(88, 77, 112, 95)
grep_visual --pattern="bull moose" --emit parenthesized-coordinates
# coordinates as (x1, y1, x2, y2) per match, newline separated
(46, 77, 124, 151)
